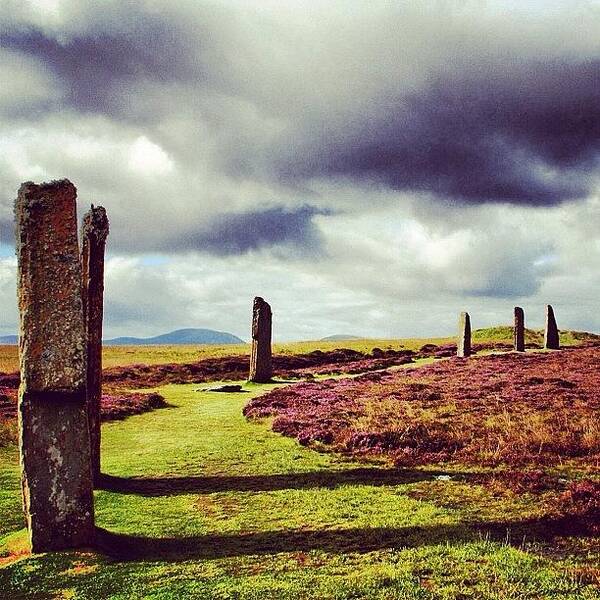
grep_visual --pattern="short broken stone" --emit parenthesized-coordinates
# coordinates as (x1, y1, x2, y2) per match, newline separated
(203, 384, 244, 393)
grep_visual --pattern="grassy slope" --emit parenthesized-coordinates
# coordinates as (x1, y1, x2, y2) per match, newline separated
(1, 328, 596, 372)
(471, 326, 600, 346)
(1, 383, 597, 599)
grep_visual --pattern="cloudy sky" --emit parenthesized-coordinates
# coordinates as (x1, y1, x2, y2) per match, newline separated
(0, 0, 599, 341)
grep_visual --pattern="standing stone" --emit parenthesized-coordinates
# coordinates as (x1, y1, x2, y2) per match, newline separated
(457, 312, 471, 358)
(15, 180, 94, 552)
(249, 297, 273, 382)
(544, 304, 560, 350)
(81, 205, 109, 484)
(514, 306, 525, 352)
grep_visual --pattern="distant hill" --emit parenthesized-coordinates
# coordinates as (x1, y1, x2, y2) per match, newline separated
(104, 328, 245, 346)
(320, 334, 362, 341)
(0, 335, 17, 344)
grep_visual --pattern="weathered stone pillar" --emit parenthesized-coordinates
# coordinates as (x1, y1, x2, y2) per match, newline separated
(15, 180, 94, 552)
(457, 311, 471, 358)
(514, 306, 525, 352)
(81, 205, 109, 484)
(544, 304, 560, 350)
(249, 297, 273, 382)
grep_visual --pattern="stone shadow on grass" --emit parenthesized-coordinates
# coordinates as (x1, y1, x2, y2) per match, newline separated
(97, 468, 477, 496)
(94, 517, 597, 562)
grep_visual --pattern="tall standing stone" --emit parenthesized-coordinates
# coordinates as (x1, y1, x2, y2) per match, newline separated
(81, 205, 109, 484)
(514, 306, 525, 352)
(15, 180, 94, 552)
(249, 297, 273, 383)
(544, 304, 560, 350)
(457, 311, 471, 358)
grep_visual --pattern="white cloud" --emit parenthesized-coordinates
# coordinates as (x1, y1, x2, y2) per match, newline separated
(127, 136, 174, 176)
(0, 49, 63, 114)
(0, 1, 599, 338)
(0, 257, 17, 335)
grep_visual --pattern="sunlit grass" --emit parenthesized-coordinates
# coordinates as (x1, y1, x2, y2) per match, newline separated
(1, 383, 598, 598)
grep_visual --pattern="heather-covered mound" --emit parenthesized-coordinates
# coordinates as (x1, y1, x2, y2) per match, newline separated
(0, 390, 166, 444)
(0, 347, 416, 394)
(27, 341, 517, 389)
(0, 340, 520, 394)
(0, 345, 425, 446)
(244, 346, 600, 468)
(99, 392, 167, 421)
(100, 347, 418, 387)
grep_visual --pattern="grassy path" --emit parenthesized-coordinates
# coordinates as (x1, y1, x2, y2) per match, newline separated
(0, 382, 597, 599)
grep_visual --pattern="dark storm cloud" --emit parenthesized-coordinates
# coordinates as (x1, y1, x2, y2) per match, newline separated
(0, 1, 599, 338)
(0, 218, 12, 246)
(276, 60, 600, 206)
(1, 0, 599, 222)
(0, 1, 245, 121)
(161, 205, 329, 256)
(1, 26, 201, 116)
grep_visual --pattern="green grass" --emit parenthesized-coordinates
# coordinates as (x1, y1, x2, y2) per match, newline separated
(472, 326, 542, 344)
(472, 326, 600, 346)
(0, 383, 598, 598)
(0, 448, 22, 537)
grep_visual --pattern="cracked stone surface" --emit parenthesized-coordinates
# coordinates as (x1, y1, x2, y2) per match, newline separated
(15, 179, 94, 552)
(82, 205, 109, 483)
